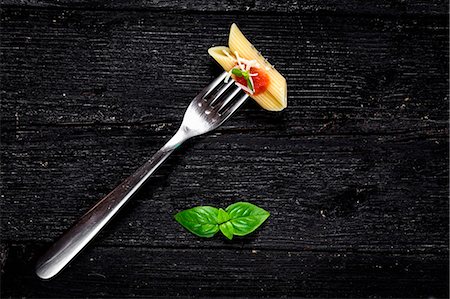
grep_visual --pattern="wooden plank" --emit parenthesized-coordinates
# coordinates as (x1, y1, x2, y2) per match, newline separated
(1, 9, 448, 253)
(1, 244, 448, 297)
(1, 127, 448, 251)
(0, 0, 448, 16)
(1, 9, 448, 130)
(0, 6, 448, 298)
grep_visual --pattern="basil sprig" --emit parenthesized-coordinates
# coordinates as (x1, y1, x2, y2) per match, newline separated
(175, 202, 270, 240)
(231, 68, 254, 91)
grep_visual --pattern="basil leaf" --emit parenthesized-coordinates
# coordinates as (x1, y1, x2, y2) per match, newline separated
(245, 77, 254, 91)
(231, 68, 243, 77)
(174, 206, 219, 238)
(217, 208, 230, 224)
(219, 221, 234, 240)
(175, 202, 270, 240)
(226, 202, 270, 236)
(231, 68, 253, 91)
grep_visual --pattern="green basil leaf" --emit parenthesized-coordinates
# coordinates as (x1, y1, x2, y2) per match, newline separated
(219, 221, 234, 240)
(245, 77, 254, 91)
(174, 206, 219, 238)
(231, 68, 243, 77)
(217, 208, 230, 224)
(226, 202, 270, 236)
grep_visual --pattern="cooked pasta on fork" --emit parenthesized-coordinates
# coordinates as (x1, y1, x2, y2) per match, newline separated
(208, 23, 287, 111)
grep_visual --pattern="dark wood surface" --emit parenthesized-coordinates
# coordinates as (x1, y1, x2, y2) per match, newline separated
(1, 1, 448, 297)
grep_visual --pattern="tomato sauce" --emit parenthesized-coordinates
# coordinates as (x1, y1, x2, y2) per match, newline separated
(233, 66, 270, 95)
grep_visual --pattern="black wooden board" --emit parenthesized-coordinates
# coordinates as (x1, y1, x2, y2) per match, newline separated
(1, 0, 448, 15)
(1, 2, 449, 298)
(2, 245, 448, 298)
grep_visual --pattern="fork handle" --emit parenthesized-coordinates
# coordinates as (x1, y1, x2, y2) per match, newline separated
(35, 128, 189, 279)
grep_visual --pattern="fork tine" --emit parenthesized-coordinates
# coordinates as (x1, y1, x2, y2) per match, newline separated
(218, 93, 248, 120)
(208, 80, 235, 106)
(183, 73, 248, 134)
(201, 72, 228, 99)
(214, 84, 243, 112)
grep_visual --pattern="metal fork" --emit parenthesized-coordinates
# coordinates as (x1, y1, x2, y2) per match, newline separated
(35, 72, 248, 279)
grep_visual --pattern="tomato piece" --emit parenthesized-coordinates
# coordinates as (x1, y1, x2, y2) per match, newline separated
(233, 67, 270, 95)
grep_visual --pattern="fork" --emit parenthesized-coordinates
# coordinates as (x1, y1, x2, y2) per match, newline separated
(35, 71, 248, 279)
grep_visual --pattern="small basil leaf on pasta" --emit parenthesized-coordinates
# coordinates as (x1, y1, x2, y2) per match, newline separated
(246, 77, 253, 91)
(232, 68, 243, 77)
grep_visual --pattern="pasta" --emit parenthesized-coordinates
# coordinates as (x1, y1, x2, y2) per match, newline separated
(208, 24, 287, 111)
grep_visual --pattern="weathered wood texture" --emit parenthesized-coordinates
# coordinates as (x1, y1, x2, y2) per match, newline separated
(1, 0, 448, 15)
(1, 4, 449, 299)
(1, 244, 448, 298)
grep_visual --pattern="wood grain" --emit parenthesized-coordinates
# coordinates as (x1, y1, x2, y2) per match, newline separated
(1, 129, 448, 252)
(1, 5, 448, 298)
(1, 0, 448, 16)
(1, 244, 448, 297)
(1, 10, 447, 128)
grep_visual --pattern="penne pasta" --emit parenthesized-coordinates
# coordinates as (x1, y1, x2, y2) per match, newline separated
(207, 46, 236, 72)
(208, 23, 287, 111)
